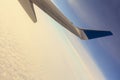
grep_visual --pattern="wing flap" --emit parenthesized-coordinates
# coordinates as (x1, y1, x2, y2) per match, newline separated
(18, 0, 37, 22)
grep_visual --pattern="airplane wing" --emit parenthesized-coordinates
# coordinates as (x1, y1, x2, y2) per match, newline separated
(18, 0, 113, 40)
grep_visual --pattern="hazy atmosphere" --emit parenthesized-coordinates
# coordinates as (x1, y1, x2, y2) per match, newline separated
(0, 0, 120, 80)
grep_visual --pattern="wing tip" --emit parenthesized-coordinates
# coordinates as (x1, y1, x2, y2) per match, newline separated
(83, 29, 113, 39)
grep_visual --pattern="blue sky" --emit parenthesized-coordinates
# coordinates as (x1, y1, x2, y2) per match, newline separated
(52, 0, 120, 80)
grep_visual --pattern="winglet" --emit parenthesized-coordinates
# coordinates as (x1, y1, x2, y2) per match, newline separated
(18, 0, 37, 22)
(83, 29, 113, 39)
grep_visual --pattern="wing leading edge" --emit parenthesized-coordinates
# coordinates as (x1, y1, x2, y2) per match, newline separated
(18, 0, 113, 40)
